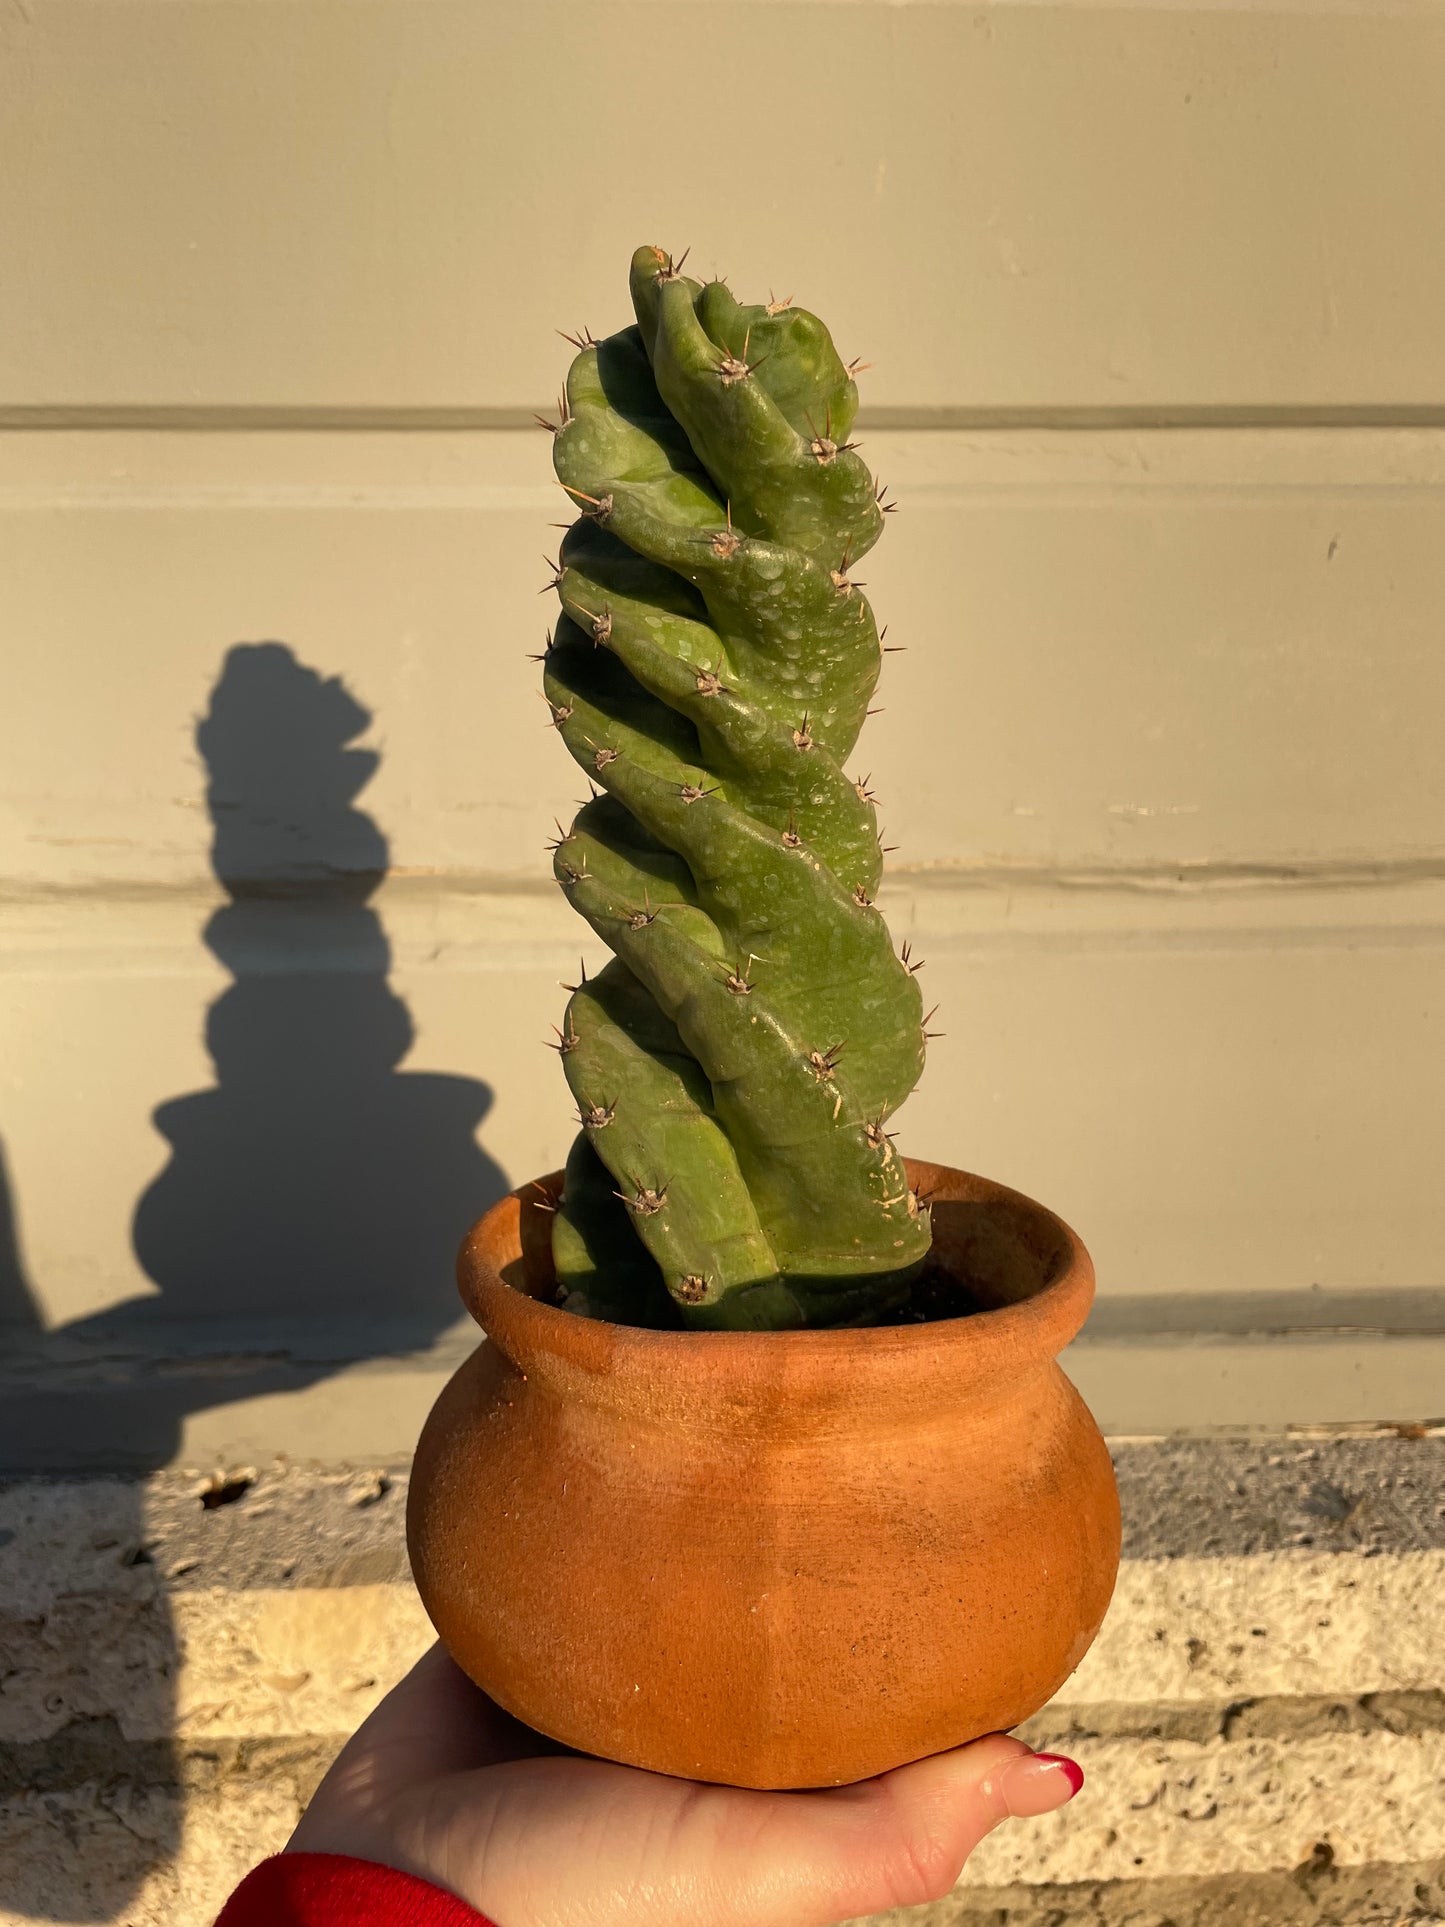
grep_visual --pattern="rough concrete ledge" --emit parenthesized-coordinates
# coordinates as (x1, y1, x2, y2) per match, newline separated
(854, 1858, 1445, 1927)
(5, 1428, 1436, 1597)
(1018, 1690, 1445, 1749)
(2, 1436, 1444, 1926)
(1109, 1435, 1445, 1559)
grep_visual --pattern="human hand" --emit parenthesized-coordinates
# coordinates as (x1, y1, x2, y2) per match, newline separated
(289, 1643, 1082, 1927)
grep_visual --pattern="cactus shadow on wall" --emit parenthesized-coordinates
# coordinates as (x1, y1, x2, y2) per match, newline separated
(1, 643, 509, 1456)
(0, 644, 506, 1921)
(129, 640, 506, 1349)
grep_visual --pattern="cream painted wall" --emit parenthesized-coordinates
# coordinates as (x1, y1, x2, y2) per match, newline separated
(2, 2, 1441, 1427)
(6, 4, 1445, 413)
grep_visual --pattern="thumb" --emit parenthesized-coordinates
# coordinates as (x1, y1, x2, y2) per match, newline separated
(807, 1735, 1083, 1923)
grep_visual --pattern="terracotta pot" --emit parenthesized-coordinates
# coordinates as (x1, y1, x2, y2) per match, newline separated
(407, 1158, 1120, 1789)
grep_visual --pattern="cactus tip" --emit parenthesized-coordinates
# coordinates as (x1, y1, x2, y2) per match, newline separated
(654, 246, 691, 284)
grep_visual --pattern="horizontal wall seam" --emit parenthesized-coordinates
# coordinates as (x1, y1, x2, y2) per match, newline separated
(7, 1312, 1445, 1384)
(2, 1340, 1443, 1469)
(4, 856, 1444, 905)
(13, 403, 1445, 434)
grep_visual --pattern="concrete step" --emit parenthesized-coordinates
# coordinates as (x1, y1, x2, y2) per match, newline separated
(2, 1435, 1443, 1926)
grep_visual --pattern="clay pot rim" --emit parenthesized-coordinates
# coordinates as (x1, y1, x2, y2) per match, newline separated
(456, 1159, 1094, 1421)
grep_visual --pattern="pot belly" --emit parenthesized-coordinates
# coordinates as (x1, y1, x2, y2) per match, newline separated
(408, 1341, 1120, 1788)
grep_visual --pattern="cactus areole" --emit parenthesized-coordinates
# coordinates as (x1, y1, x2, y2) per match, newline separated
(540, 246, 931, 1331)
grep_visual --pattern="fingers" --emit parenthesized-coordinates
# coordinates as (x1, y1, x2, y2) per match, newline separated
(296, 1705, 1083, 1927)
(342, 1645, 525, 1775)
(383, 1646, 576, 1773)
(882, 1731, 1084, 1824)
(991, 1750, 1087, 1819)
(293, 1652, 1084, 1927)
(792, 1735, 1084, 1924)
(289, 1643, 573, 1858)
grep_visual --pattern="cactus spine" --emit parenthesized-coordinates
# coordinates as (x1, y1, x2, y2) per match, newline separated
(541, 247, 931, 1330)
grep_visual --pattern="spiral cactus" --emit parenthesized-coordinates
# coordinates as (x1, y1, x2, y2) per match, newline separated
(539, 246, 933, 1330)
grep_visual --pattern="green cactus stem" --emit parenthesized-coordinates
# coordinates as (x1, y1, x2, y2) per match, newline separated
(540, 247, 932, 1330)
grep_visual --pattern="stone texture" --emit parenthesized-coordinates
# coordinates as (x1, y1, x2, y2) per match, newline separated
(0, 1779, 307, 1927)
(1112, 1435, 1445, 1559)
(148, 1460, 414, 1591)
(1060, 1551, 1445, 1705)
(962, 1733, 1445, 1885)
(3, 1440, 1445, 1924)
(8, 1560, 1442, 1754)
(170, 1585, 432, 1741)
(854, 1858, 1445, 1927)
(4, 1760, 1444, 1927)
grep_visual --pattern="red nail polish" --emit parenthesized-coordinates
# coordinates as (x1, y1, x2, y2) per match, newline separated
(1031, 1753, 1085, 1797)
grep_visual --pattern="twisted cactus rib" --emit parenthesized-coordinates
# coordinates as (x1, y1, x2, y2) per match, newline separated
(542, 247, 931, 1330)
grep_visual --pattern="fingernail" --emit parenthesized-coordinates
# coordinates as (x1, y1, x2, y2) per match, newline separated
(1031, 1754, 1085, 1797)
(999, 1752, 1084, 1816)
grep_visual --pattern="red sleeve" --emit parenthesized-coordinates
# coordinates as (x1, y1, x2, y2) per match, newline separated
(215, 1853, 496, 1926)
